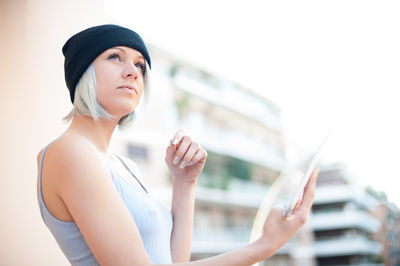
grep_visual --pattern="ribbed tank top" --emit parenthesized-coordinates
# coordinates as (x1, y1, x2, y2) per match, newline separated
(38, 142, 173, 265)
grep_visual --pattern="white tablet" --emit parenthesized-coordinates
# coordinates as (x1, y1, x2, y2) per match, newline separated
(283, 133, 330, 216)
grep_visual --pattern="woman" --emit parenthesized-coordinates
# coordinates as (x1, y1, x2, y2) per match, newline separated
(37, 24, 319, 266)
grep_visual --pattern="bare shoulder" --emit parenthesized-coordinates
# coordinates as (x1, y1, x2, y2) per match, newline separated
(39, 134, 110, 191)
(37, 134, 96, 161)
(37, 134, 112, 222)
(45, 134, 98, 161)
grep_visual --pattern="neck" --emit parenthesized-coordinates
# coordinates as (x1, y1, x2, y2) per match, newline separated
(67, 115, 119, 153)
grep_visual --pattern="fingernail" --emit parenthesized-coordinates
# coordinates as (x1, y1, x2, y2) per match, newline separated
(180, 161, 187, 169)
(173, 156, 180, 165)
(172, 138, 178, 145)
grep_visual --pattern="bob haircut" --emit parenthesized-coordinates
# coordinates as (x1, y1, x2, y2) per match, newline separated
(63, 60, 150, 130)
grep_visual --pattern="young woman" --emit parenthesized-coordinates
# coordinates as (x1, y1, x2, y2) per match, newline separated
(37, 24, 319, 266)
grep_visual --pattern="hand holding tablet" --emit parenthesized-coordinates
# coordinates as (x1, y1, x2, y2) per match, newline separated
(250, 131, 330, 246)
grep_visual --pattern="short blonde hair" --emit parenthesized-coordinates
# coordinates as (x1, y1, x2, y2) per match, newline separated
(63, 61, 150, 130)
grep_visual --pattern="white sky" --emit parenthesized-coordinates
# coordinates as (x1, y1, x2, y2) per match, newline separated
(105, 0, 400, 206)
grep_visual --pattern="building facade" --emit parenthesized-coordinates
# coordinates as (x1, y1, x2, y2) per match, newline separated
(110, 45, 400, 266)
(312, 163, 384, 266)
(110, 45, 317, 265)
(368, 189, 400, 266)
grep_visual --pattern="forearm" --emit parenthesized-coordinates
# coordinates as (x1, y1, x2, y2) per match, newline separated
(159, 239, 271, 266)
(170, 179, 197, 262)
(186, 240, 270, 266)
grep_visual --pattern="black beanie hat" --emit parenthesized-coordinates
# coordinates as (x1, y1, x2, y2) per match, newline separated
(62, 24, 151, 103)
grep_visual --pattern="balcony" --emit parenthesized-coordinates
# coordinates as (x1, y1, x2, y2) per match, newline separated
(313, 237, 383, 257)
(182, 121, 286, 172)
(173, 72, 282, 132)
(314, 184, 379, 209)
(195, 186, 266, 209)
(311, 210, 381, 233)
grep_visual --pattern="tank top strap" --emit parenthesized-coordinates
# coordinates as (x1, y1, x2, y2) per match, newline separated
(114, 154, 149, 194)
(38, 138, 61, 205)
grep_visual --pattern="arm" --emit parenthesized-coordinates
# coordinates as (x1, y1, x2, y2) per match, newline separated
(163, 133, 320, 266)
(170, 180, 197, 262)
(164, 130, 319, 264)
(165, 130, 207, 262)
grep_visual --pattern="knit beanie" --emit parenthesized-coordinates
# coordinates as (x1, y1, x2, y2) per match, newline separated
(62, 24, 151, 103)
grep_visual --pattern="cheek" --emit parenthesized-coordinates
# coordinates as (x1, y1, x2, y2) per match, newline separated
(95, 78, 108, 101)
(95, 70, 118, 96)
(138, 76, 146, 94)
(94, 67, 107, 94)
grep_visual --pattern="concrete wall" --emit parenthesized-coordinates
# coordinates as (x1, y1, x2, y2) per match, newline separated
(0, 1, 108, 264)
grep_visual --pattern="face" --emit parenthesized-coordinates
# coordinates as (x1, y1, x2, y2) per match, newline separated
(93, 46, 146, 118)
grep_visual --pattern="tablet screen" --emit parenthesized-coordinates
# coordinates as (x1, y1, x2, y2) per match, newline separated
(284, 133, 329, 216)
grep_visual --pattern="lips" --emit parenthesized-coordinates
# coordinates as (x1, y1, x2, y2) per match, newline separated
(117, 85, 137, 95)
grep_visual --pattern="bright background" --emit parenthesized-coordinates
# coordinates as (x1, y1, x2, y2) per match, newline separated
(1, 1, 398, 265)
(106, 0, 400, 206)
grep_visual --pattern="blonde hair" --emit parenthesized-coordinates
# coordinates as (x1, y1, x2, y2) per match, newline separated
(63, 61, 150, 130)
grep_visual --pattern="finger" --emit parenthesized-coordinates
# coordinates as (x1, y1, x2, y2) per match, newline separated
(172, 136, 192, 166)
(292, 199, 302, 214)
(188, 148, 207, 166)
(180, 142, 200, 169)
(296, 167, 319, 212)
(286, 198, 302, 217)
(165, 144, 175, 164)
(170, 130, 184, 147)
(293, 167, 319, 215)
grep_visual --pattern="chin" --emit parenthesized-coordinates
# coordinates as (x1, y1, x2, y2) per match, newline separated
(116, 108, 135, 117)
(104, 106, 135, 119)
(101, 97, 138, 115)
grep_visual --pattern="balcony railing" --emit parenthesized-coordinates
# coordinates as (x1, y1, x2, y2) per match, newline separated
(311, 210, 381, 233)
(314, 184, 379, 209)
(313, 237, 383, 257)
(195, 186, 266, 209)
(173, 73, 282, 132)
(182, 122, 286, 172)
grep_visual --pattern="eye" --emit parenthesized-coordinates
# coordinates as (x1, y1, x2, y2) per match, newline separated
(135, 62, 146, 74)
(107, 53, 121, 61)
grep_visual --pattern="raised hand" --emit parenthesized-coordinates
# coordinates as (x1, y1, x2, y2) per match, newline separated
(165, 130, 207, 184)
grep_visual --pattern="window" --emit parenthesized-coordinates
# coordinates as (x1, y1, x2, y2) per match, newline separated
(127, 144, 148, 161)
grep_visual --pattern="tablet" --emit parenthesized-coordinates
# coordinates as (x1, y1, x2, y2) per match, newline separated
(283, 132, 330, 216)
(250, 131, 331, 249)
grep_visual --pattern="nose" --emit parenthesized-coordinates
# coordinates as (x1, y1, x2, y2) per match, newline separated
(122, 62, 139, 79)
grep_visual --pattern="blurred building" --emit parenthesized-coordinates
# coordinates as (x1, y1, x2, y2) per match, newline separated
(311, 163, 384, 266)
(368, 188, 400, 266)
(152, 45, 285, 253)
(110, 45, 318, 266)
(108, 15, 400, 266)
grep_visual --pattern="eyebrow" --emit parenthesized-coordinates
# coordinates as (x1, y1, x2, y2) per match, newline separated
(110, 47, 145, 60)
